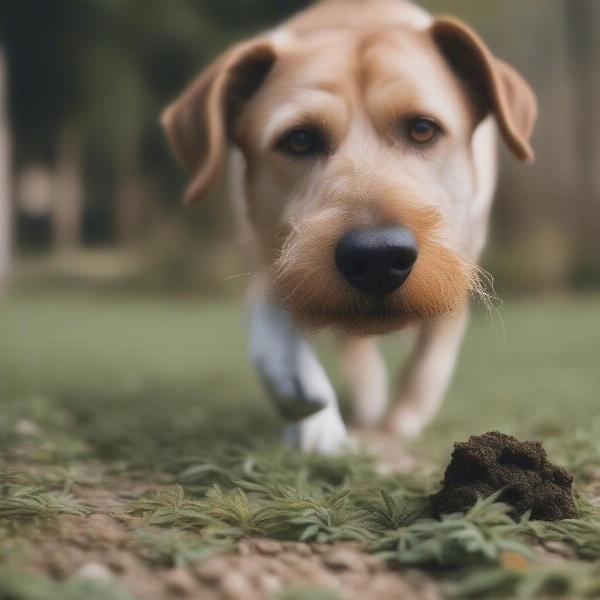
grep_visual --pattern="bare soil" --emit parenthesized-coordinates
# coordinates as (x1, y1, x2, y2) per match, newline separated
(14, 481, 442, 599)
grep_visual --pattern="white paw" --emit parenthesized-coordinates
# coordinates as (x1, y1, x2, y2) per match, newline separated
(388, 405, 430, 440)
(283, 408, 349, 454)
(352, 388, 388, 428)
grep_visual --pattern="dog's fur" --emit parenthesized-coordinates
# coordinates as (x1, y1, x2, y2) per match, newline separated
(162, 0, 537, 452)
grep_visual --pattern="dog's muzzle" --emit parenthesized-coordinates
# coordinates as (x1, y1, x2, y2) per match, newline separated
(334, 226, 418, 297)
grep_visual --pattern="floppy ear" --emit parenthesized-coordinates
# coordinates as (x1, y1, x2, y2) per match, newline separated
(432, 17, 538, 163)
(161, 39, 277, 206)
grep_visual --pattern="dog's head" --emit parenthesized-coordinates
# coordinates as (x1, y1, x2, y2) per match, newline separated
(162, 2, 537, 335)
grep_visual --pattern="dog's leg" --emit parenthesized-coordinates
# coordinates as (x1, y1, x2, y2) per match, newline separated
(389, 306, 469, 439)
(248, 294, 347, 453)
(340, 336, 387, 427)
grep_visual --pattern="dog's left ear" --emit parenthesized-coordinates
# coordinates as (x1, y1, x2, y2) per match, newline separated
(432, 17, 538, 163)
(162, 39, 277, 206)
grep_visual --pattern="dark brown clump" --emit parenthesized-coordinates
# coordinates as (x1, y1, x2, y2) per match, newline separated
(431, 431, 576, 521)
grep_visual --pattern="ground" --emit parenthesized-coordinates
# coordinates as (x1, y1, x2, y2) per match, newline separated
(1, 287, 599, 599)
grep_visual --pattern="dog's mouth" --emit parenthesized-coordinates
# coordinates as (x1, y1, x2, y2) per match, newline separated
(272, 264, 472, 335)
(297, 299, 416, 335)
(270, 206, 476, 335)
(310, 303, 399, 321)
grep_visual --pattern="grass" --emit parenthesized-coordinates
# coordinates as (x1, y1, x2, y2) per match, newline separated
(273, 587, 341, 600)
(1, 289, 598, 458)
(0, 568, 134, 600)
(0, 287, 599, 598)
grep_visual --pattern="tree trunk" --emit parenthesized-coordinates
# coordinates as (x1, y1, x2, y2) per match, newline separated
(115, 142, 145, 245)
(0, 47, 12, 291)
(53, 129, 83, 251)
(564, 0, 600, 249)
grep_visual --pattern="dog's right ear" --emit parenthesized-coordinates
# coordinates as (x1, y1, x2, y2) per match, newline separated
(161, 39, 277, 206)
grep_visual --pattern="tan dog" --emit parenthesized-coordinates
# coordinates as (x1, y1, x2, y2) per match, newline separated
(162, 0, 537, 452)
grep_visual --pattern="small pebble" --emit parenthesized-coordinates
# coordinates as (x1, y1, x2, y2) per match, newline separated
(76, 562, 113, 582)
(544, 541, 577, 559)
(163, 568, 197, 597)
(105, 551, 138, 574)
(195, 558, 230, 582)
(256, 573, 282, 594)
(237, 541, 252, 556)
(254, 539, 283, 555)
(261, 559, 291, 580)
(86, 514, 127, 545)
(221, 571, 257, 600)
(280, 553, 302, 566)
(285, 542, 312, 556)
(324, 548, 368, 573)
(15, 419, 40, 436)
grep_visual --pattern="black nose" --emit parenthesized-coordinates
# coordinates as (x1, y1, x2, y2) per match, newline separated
(335, 226, 418, 297)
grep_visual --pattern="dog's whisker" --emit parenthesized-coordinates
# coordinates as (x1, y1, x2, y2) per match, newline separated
(222, 271, 258, 282)
(469, 264, 505, 340)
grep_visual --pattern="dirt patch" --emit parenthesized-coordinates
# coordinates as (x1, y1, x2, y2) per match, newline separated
(2, 452, 441, 600)
(191, 539, 440, 600)
(21, 510, 440, 600)
(3, 428, 595, 600)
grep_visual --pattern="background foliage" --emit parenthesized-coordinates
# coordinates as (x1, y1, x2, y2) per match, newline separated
(0, 0, 599, 292)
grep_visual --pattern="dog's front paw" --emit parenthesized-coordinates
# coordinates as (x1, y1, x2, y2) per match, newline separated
(270, 380, 329, 421)
(351, 386, 387, 429)
(387, 404, 430, 440)
(256, 366, 329, 421)
(283, 408, 349, 454)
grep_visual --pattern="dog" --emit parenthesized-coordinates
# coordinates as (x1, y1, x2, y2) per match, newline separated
(162, 0, 537, 453)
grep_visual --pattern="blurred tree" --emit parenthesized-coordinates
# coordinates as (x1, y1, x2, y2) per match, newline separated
(0, 0, 597, 291)
(53, 130, 83, 249)
(564, 0, 600, 276)
(0, 46, 11, 289)
(0, 1, 90, 249)
(0, 0, 312, 248)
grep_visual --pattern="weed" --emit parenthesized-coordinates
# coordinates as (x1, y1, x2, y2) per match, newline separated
(0, 483, 87, 522)
(135, 528, 235, 567)
(452, 563, 600, 599)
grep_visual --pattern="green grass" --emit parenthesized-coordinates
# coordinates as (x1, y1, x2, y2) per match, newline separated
(274, 586, 340, 600)
(0, 288, 599, 598)
(0, 289, 279, 463)
(1, 289, 598, 461)
(0, 568, 134, 600)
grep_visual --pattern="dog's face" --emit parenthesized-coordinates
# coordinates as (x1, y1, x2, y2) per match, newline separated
(163, 7, 537, 335)
(236, 28, 494, 335)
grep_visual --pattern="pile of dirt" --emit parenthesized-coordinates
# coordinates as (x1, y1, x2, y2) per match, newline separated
(431, 431, 577, 521)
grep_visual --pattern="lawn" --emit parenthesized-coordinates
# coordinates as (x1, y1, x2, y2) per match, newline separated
(0, 288, 599, 599)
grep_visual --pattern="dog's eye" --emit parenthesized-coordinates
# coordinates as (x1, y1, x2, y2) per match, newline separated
(278, 128, 325, 156)
(407, 118, 441, 145)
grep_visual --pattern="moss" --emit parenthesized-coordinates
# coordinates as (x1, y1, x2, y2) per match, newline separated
(431, 431, 576, 521)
